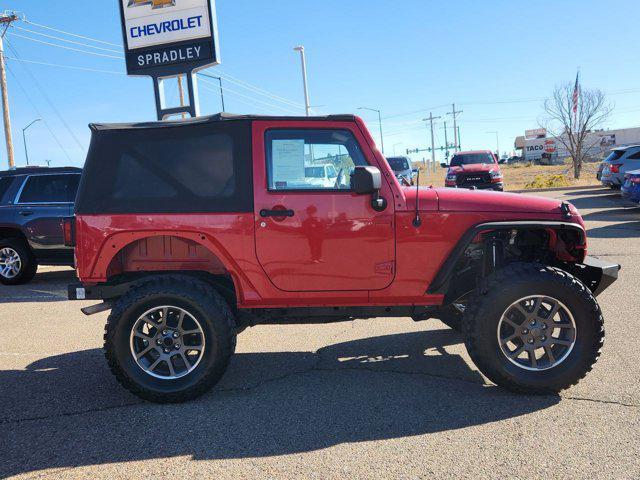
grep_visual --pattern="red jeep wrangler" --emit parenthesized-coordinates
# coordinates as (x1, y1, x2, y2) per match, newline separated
(67, 114, 618, 403)
(444, 150, 503, 191)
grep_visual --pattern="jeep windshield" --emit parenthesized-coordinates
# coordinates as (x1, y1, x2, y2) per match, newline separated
(387, 157, 410, 171)
(450, 153, 494, 166)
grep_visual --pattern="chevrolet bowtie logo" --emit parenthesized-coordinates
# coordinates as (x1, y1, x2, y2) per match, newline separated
(128, 0, 176, 9)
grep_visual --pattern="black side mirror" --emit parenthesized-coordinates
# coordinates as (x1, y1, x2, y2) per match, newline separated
(440, 163, 448, 168)
(351, 166, 381, 194)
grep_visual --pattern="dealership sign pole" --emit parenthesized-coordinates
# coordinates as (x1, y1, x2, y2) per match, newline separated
(119, 0, 220, 120)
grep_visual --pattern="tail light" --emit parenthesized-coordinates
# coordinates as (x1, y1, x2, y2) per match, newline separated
(610, 163, 623, 173)
(63, 217, 76, 247)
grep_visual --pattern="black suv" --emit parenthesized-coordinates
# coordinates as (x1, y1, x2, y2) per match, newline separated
(0, 166, 82, 285)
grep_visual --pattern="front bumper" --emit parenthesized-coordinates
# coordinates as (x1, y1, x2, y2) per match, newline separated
(446, 182, 503, 191)
(570, 256, 621, 297)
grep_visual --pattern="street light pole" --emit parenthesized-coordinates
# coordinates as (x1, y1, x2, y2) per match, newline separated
(293, 46, 311, 116)
(198, 73, 226, 112)
(487, 131, 499, 158)
(358, 106, 385, 154)
(22, 118, 41, 166)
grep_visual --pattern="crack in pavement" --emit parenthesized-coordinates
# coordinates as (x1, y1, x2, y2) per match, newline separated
(3, 348, 637, 426)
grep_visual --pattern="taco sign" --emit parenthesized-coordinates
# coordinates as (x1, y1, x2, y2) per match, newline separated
(119, 0, 219, 76)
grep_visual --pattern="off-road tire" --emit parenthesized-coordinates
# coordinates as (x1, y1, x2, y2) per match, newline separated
(104, 275, 237, 403)
(463, 263, 604, 394)
(0, 238, 38, 285)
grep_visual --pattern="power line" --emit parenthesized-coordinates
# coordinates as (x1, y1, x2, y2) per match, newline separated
(13, 25, 123, 54)
(5, 56, 125, 75)
(6, 40, 86, 153)
(22, 18, 122, 47)
(207, 69, 305, 108)
(7, 32, 123, 59)
(199, 79, 301, 114)
(5, 61, 72, 163)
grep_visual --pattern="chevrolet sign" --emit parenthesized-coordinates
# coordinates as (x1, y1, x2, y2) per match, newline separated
(119, 0, 219, 76)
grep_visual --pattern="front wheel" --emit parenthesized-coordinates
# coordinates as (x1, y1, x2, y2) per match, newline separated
(104, 276, 237, 403)
(463, 263, 604, 394)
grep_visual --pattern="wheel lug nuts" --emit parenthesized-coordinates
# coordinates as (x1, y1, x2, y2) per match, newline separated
(522, 328, 529, 334)
(162, 330, 168, 335)
(541, 324, 547, 330)
(156, 339, 163, 345)
(530, 320, 536, 326)
(164, 348, 171, 354)
(172, 332, 180, 338)
(527, 338, 534, 344)
(540, 335, 546, 341)
(175, 344, 181, 349)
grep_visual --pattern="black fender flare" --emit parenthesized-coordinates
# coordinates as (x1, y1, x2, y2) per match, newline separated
(427, 220, 586, 295)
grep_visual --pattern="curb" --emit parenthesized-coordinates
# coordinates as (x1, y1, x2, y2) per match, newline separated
(509, 185, 604, 194)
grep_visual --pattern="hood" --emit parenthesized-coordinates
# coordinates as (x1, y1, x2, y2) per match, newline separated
(435, 187, 579, 215)
(448, 163, 497, 174)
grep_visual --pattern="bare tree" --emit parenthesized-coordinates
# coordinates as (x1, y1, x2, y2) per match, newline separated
(543, 83, 612, 179)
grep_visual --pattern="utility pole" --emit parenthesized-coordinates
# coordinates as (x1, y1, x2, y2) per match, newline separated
(358, 106, 385, 154)
(0, 13, 18, 168)
(177, 75, 186, 119)
(422, 112, 441, 168)
(442, 121, 449, 162)
(487, 131, 499, 158)
(446, 103, 462, 152)
(293, 46, 311, 116)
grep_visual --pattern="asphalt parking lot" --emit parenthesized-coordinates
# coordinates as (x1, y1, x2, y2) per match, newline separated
(1, 187, 638, 479)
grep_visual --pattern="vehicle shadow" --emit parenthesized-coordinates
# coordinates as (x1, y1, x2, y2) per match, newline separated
(587, 221, 640, 239)
(582, 206, 640, 222)
(0, 329, 560, 477)
(0, 268, 75, 303)
(568, 192, 624, 210)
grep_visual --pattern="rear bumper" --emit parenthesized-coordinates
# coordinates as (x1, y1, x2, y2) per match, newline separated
(68, 282, 131, 300)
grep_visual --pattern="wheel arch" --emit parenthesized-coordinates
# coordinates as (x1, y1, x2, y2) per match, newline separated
(427, 221, 587, 297)
(95, 232, 247, 307)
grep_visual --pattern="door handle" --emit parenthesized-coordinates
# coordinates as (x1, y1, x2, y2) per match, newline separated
(18, 211, 33, 216)
(260, 209, 295, 218)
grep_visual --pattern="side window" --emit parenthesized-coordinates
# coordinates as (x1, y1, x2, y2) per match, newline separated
(266, 129, 368, 191)
(626, 150, 640, 160)
(0, 177, 14, 202)
(18, 174, 80, 203)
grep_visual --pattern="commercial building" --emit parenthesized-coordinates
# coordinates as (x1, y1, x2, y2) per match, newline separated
(514, 126, 640, 164)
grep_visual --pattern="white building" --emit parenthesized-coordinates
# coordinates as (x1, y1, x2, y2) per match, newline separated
(515, 126, 640, 164)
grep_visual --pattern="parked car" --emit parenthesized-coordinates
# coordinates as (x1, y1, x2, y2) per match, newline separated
(600, 145, 640, 189)
(0, 166, 81, 285)
(67, 113, 617, 403)
(304, 164, 339, 188)
(386, 156, 416, 184)
(442, 150, 503, 191)
(620, 169, 640, 204)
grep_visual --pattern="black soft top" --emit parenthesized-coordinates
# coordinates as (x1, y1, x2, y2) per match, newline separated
(90, 113, 357, 132)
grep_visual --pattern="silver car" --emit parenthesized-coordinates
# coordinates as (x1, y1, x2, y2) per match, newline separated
(386, 156, 416, 185)
(600, 145, 640, 189)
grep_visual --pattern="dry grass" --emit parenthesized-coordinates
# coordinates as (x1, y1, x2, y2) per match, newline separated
(413, 159, 601, 191)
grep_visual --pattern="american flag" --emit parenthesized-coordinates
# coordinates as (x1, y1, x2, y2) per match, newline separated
(572, 71, 580, 120)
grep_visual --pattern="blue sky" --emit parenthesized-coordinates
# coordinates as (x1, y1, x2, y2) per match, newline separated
(3, 0, 640, 168)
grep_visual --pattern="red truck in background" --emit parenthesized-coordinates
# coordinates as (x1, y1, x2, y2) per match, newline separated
(66, 113, 618, 403)
(443, 150, 504, 191)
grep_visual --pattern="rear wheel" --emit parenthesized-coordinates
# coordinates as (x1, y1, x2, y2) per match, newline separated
(104, 276, 237, 403)
(0, 238, 38, 285)
(463, 263, 604, 394)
